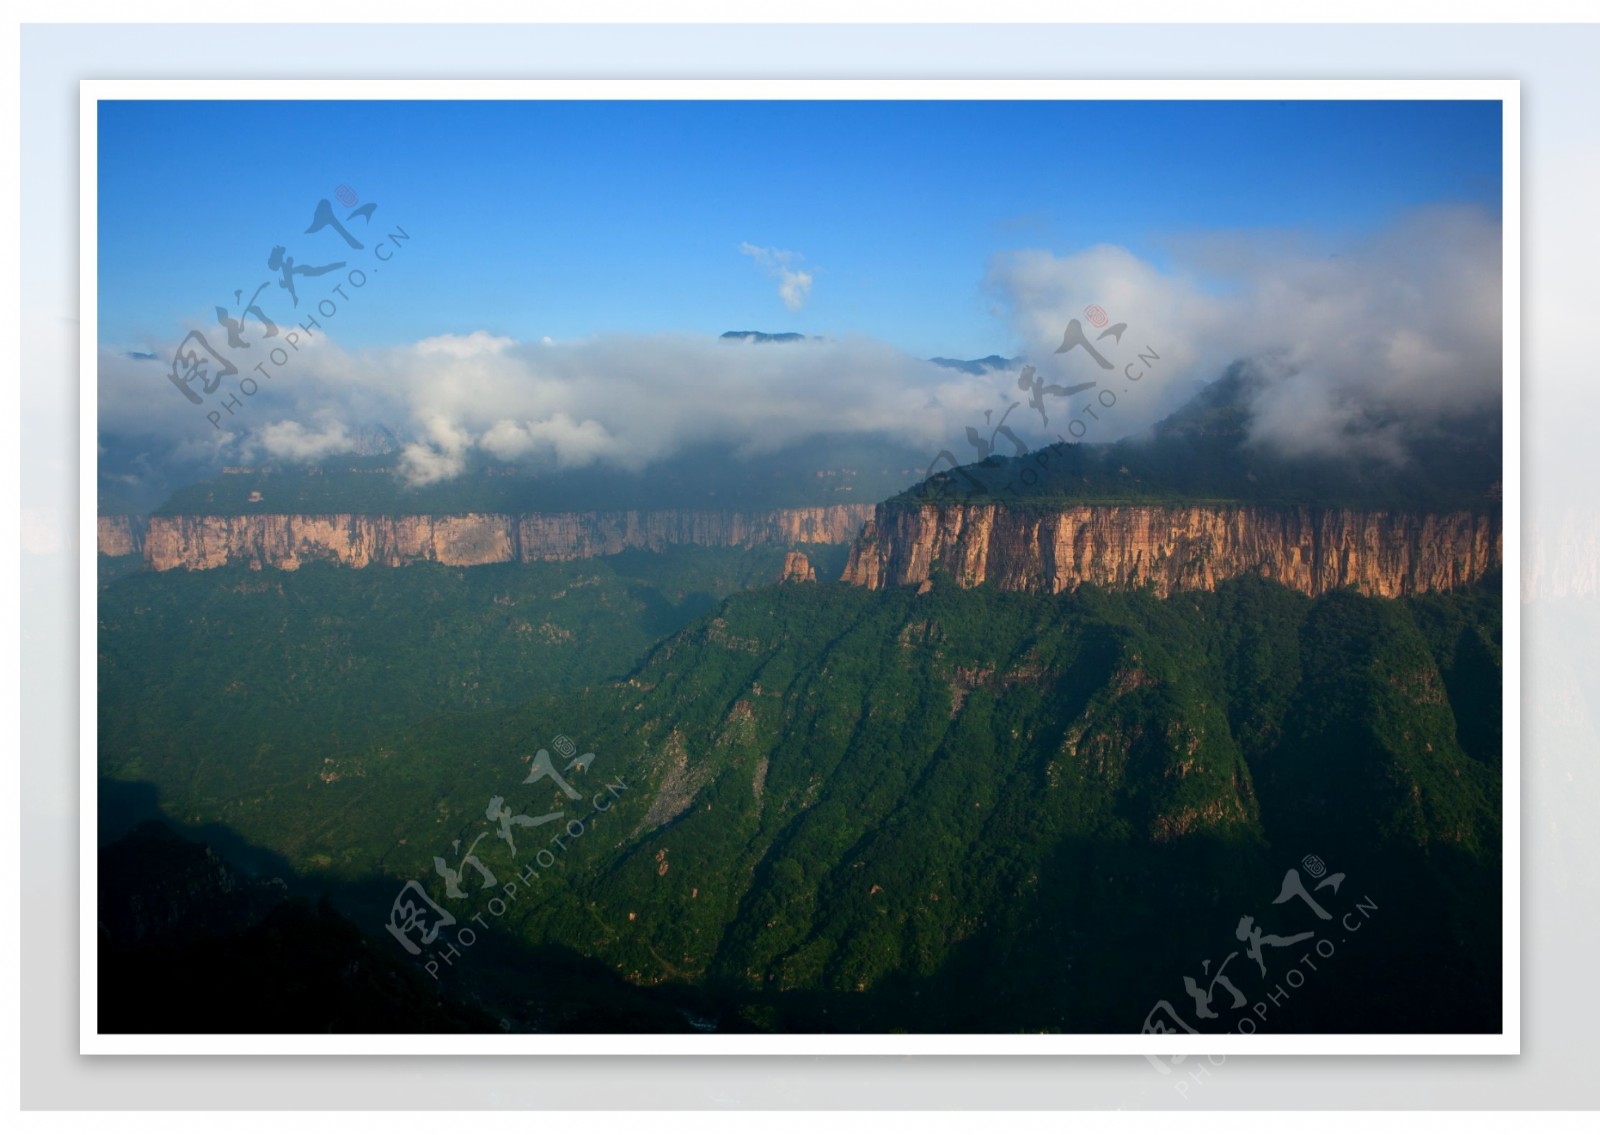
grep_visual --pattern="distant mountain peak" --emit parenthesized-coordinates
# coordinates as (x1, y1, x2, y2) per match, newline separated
(896, 353, 1501, 513)
(928, 354, 1020, 375)
(719, 331, 814, 344)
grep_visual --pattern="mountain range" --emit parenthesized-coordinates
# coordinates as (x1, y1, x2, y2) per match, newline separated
(95, 359, 1503, 1034)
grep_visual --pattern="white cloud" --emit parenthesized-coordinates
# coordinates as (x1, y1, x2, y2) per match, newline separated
(740, 242, 815, 312)
(396, 442, 465, 487)
(97, 207, 1501, 499)
(254, 416, 356, 462)
(480, 413, 620, 467)
(985, 205, 1502, 460)
(95, 326, 991, 492)
(413, 330, 515, 359)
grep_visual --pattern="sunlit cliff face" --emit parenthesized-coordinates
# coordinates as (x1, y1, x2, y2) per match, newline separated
(118, 506, 877, 571)
(843, 502, 1501, 599)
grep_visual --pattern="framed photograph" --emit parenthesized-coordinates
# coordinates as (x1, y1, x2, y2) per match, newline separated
(83, 78, 1517, 1059)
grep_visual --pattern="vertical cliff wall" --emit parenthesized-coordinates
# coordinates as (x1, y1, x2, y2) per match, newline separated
(97, 516, 145, 558)
(138, 505, 876, 571)
(841, 502, 1501, 598)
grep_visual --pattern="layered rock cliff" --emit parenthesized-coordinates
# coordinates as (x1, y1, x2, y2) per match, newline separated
(97, 516, 145, 558)
(514, 507, 870, 561)
(138, 505, 874, 571)
(841, 502, 1501, 598)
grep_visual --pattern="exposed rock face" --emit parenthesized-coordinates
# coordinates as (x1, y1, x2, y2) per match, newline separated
(143, 513, 514, 571)
(842, 502, 1501, 598)
(141, 505, 874, 572)
(97, 516, 145, 558)
(514, 506, 869, 562)
(780, 550, 816, 583)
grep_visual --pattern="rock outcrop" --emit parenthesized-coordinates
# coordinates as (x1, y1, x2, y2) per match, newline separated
(514, 507, 869, 562)
(139, 505, 874, 572)
(97, 515, 145, 558)
(780, 550, 816, 583)
(841, 502, 1500, 598)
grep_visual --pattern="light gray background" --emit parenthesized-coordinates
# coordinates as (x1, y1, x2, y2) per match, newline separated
(24, 21, 1597, 1110)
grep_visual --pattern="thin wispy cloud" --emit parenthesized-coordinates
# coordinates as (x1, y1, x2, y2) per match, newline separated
(739, 242, 814, 312)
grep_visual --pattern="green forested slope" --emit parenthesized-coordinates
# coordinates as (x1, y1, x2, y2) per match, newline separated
(99, 566, 1502, 1033)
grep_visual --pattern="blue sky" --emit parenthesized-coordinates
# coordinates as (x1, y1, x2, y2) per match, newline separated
(98, 98, 1502, 360)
